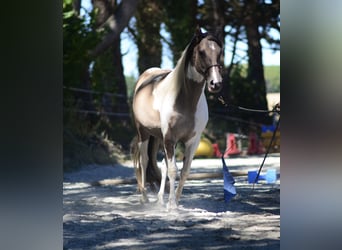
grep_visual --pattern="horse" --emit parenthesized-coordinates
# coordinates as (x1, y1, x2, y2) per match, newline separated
(131, 27, 223, 210)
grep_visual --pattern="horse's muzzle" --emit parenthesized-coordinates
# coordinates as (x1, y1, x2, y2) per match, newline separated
(208, 80, 223, 93)
(206, 66, 223, 93)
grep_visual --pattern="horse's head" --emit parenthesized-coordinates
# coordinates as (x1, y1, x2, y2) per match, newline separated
(189, 27, 223, 93)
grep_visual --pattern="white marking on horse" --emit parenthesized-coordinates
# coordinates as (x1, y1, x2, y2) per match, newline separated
(194, 89, 209, 133)
(209, 41, 217, 51)
(208, 66, 221, 84)
(187, 64, 204, 82)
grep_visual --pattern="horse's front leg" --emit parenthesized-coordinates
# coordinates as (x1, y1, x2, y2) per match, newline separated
(164, 139, 178, 210)
(175, 137, 201, 203)
(157, 158, 167, 205)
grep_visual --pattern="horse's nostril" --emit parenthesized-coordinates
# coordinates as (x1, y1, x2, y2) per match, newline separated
(208, 79, 222, 93)
(210, 81, 220, 89)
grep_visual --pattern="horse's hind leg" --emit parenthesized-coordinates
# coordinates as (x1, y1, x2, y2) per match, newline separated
(138, 139, 149, 203)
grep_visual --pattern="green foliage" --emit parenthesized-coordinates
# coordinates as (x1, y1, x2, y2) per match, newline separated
(134, 0, 163, 73)
(91, 49, 116, 92)
(226, 64, 280, 94)
(162, 0, 197, 63)
(63, 1, 133, 169)
(264, 65, 280, 92)
(125, 75, 137, 98)
(63, 0, 102, 88)
(230, 64, 272, 125)
(229, 64, 253, 107)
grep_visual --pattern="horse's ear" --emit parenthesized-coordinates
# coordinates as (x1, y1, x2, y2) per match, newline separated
(195, 25, 203, 37)
(193, 25, 204, 44)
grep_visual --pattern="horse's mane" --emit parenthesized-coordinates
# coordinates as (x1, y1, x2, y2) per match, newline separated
(159, 44, 189, 96)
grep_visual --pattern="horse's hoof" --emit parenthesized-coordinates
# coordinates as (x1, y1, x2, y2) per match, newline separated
(157, 198, 164, 205)
(167, 201, 178, 211)
(140, 195, 149, 204)
(157, 193, 165, 205)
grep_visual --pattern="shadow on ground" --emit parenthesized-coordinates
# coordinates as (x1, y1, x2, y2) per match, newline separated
(64, 169, 280, 250)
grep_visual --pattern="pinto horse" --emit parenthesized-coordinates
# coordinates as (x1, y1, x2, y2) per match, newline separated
(132, 27, 223, 210)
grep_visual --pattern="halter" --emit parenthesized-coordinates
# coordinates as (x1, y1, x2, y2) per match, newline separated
(204, 64, 222, 77)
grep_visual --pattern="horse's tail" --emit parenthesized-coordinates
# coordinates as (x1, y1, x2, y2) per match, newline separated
(131, 135, 162, 193)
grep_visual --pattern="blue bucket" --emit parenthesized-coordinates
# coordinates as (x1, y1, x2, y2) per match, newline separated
(266, 169, 277, 183)
(248, 171, 258, 183)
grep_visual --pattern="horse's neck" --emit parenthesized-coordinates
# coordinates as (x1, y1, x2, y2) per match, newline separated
(156, 47, 206, 110)
(178, 76, 206, 111)
(167, 63, 205, 112)
(169, 61, 204, 89)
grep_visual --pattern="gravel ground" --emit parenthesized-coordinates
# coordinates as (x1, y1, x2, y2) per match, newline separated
(63, 155, 280, 249)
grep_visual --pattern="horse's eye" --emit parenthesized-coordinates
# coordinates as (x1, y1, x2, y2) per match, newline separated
(198, 50, 205, 57)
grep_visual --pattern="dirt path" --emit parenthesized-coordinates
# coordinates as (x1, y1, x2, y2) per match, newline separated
(63, 156, 280, 249)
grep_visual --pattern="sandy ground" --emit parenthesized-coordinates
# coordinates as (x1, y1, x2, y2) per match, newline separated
(63, 154, 280, 249)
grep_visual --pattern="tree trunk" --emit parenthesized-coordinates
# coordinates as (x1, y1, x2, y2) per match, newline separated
(244, 0, 270, 124)
(135, 0, 163, 74)
(72, 0, 81, 15)
(92, 0, 112, 27)
(89, 0, 139, 58)
(92, 0, 131, 125)
(112, 40, 130, 122)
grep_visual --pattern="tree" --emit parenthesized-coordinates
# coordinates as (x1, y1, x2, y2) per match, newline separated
(133, 0, 163, 74)
(244, 0, 268, 112)
(162, 0, 198, 65)
(242, 0, 279, 124)
(89, 0, 139, 58)
(63, 0, 101, 123)
(63, 0, 138, 153)
(91, 0, 131, 129)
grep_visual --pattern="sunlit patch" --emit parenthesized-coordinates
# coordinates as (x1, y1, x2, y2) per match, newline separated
(145, 233, 188, 244)
(97, 239, 144, 249)
(63, 182, 92, 195)
(63, 214, 79, 222)
(63, 182, 91, 189)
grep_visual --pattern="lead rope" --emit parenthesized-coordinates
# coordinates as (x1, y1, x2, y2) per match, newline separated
(218, 95, 280, 115)
(252, 116, 280, 191)
(217, 95, 280, 194)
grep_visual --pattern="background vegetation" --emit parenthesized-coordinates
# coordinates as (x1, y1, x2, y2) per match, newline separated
(63, 0, 280, 170)
(265, 65, 280, 92)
